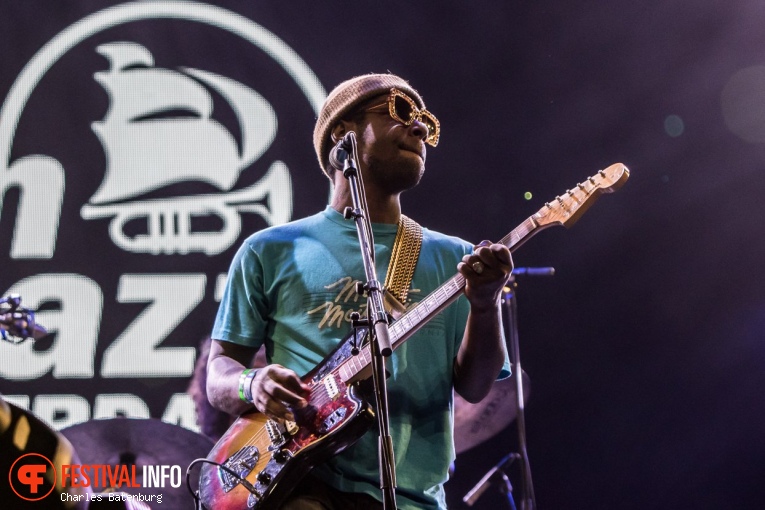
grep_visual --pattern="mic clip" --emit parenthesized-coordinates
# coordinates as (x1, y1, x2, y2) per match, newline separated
(462, 452, 521, 507)
(330, 132, 358, 177)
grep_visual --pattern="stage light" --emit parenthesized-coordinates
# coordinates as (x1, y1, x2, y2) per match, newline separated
(664, 114, 685, 137)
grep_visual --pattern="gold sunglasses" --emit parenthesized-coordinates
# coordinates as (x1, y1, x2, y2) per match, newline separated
(364, 88, 440, 147)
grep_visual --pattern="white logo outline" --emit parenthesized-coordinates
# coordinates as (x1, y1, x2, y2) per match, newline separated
(0, 0, 326, 258)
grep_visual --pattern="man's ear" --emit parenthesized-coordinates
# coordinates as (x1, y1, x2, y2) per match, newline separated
(331, 120, 354, 143)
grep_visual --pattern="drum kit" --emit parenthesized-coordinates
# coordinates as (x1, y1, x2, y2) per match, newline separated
(61, 418, 215, 509)
(2, 287, 537, 510)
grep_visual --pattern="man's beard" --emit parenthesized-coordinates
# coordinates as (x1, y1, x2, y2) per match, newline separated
(364, 154, 425, 195)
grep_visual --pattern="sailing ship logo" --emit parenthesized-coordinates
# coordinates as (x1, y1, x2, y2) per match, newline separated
(80, 41, 292, 255)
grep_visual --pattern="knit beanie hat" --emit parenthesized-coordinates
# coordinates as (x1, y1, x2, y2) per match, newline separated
(313, 73, 425, 177)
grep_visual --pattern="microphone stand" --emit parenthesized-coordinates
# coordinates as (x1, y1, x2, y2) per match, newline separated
(502, 270, 542, 510)
(335, 133, 397, 510)
(462, 267, 553, 509)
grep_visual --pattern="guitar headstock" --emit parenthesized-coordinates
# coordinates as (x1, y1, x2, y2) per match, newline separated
(533, 163, 629, 228)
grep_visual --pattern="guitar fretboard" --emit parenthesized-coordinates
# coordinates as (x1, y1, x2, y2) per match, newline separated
(337, 216, 539, 384)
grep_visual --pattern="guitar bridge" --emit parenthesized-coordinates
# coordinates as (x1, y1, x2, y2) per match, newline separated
(220, 445, 260, 493)
(265, 419, 287, 448)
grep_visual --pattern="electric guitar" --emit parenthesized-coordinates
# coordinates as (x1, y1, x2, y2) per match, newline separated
(198, 163, 630, 510)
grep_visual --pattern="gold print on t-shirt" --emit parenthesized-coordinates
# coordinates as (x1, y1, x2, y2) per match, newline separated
(306, 277, 422, 331)
(306, 276, 367, 330)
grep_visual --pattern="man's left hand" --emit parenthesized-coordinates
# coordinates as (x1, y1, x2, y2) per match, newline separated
(457, 241, 513, 312)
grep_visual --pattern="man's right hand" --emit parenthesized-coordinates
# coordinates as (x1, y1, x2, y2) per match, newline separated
(207, 339, 310, 419)
(250, 365, 311, 422)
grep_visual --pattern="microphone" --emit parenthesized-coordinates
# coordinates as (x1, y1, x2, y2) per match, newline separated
(462, 453, 520, 506)
(329, 131, 355, 172)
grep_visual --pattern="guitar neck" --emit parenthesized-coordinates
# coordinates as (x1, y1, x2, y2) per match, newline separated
(337, 216, 541, 384)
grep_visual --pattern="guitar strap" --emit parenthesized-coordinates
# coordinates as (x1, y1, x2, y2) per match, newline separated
(382, 214, 422, 319)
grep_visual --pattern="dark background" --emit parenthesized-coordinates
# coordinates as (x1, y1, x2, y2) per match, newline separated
(2, 1, 764, 509)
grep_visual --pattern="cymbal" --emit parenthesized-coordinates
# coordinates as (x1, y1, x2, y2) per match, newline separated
(454, 370, 530, 454)
(61, 418, 214, 510)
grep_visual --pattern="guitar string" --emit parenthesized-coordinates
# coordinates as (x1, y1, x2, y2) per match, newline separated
(235, 378, 335, 453)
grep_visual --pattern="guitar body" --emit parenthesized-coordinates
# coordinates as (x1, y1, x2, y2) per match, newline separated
(199, 329, 376, 510)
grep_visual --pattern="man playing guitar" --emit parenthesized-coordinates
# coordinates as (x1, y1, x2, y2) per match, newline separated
(206, 74, 513, 509)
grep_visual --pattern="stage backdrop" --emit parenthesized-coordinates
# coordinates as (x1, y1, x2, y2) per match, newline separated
(0, 0, 333, 432)
(3, 2, 765, 509)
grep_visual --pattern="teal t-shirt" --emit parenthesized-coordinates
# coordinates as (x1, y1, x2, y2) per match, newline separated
(213, 206, 509, 509)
